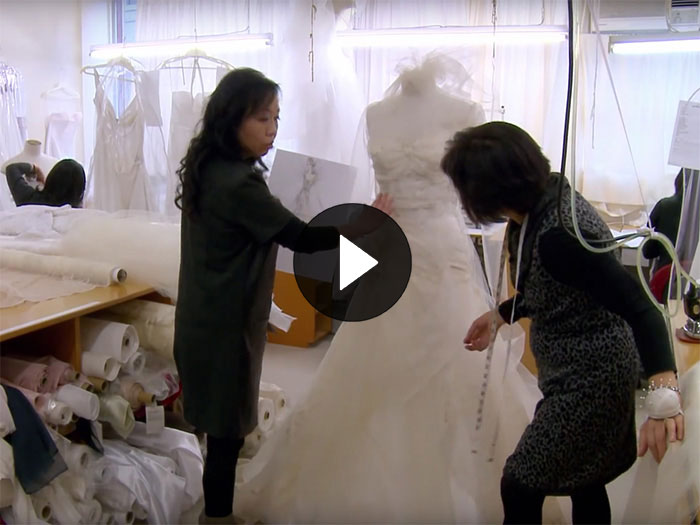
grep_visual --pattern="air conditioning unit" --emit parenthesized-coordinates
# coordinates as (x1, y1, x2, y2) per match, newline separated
(667, 0, 700, 30)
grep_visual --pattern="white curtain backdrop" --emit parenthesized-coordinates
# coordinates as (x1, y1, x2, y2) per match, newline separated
(345, 0, 569, 203)
(574, 34, 700, 219)
(70, 0, 696, 217)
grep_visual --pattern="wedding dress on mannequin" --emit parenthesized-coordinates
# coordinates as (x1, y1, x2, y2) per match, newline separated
(233, 56, 555, 524)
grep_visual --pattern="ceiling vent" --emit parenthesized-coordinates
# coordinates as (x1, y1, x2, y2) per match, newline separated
(667, 0, 700, 30)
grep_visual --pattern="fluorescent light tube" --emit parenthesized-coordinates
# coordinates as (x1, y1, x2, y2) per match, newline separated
(610, 32, 700, 54)
(335, 25, 568, 48)
(90, 33, 273, 59)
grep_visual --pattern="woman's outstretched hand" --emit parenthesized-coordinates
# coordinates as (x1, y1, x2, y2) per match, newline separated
(371, 193, 393, 216)
(464, 310, 505, 351)
(638, 412, 684, 463)
(340, 194, 394, 239)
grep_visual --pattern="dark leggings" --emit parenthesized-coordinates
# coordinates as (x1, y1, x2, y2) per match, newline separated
(203, 434, 245, 518)
(501, 475, 611, 525)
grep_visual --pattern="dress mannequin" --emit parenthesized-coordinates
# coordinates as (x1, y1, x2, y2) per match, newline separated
(366, 74, 484, 150)
(1, 140, 59, 184)
(232, 57, 556, 524)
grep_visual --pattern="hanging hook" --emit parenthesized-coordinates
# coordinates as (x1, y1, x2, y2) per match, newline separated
(309, 3, 318, 82)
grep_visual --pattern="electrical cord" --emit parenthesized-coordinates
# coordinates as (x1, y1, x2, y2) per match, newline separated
(554, 0, 697, 317)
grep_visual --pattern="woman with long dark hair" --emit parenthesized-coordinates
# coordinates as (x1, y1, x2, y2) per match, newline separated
(173, 67, 390, 523)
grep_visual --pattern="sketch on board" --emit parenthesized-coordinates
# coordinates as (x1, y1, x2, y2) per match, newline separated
(268, 149, 357, 273)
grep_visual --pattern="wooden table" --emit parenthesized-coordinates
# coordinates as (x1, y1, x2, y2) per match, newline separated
(0, 281, 156, 372)
(669, 300, 700, 375)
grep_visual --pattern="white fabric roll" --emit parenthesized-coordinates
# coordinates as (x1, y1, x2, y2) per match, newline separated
(42, 398, 73, 426)
(132, 502, 148, 521)
(240, 428, 265, 459)
(42, 482, 83, 524)
(257, 397, 275, 433)
(9, 383, 73, 426)
(236, 458, 250, 484)
(122, 351, 145, 376)
(59, 472, 90, 501)
(1, 439, 47, 524)
(81, 318, 139, 363)
(112, 510, 135, 525)
(259, 381, 289, 414)
(101, 299, 175, 360)
(77, 499, 102, 524)
(55, 383, 100, 420)
(0, 385, 15, 438)
(30, 491, 52, 521)
(81, 352, 120, 381)
(91, 462, 109, 484)
(57, 441, 93, 472)
(0, 248, 126, 285)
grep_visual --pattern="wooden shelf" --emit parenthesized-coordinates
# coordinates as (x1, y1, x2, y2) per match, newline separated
(0, 281, 156, 372)
(669, 300, 700, 375)
(267, 271, 331, 348)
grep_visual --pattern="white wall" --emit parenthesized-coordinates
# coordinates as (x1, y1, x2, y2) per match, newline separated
(0, 0, 84, 162)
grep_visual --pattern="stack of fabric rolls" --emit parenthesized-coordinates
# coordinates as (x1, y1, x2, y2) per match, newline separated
(0, 316, 202, 524)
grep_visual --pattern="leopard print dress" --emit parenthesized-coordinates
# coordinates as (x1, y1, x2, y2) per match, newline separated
(502, 176, 640, 494)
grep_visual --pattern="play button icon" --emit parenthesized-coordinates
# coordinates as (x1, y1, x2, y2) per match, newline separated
(339, 236, 378, 291)
(293, 203, 411, 322)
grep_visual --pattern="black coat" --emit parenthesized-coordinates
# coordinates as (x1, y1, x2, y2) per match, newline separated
(174, 158, 296, 438)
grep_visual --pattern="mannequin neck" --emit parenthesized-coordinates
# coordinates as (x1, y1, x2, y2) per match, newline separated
(23, 140, 42, 159)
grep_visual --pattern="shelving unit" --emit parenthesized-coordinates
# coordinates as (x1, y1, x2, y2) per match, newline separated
(0, 281, 158, 372)
(267, 270, 332, 347)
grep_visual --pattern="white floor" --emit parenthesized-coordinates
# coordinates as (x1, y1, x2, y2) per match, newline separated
(259, 335, 331, 409)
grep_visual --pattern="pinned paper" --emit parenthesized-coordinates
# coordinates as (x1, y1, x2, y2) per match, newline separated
(146, 404, 165, 435)
(669, 100, 700, 170)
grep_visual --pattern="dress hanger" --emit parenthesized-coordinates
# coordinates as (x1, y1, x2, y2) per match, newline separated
(158, 50, 233, 95)
(81, 56, 144, 83)
(157, 49, 234, 71)
(41, 82, 80, 100)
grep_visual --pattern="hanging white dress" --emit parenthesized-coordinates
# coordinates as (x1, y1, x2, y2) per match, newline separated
(164, 91, 208, 216)
(44, 112, 81, 159)
(88, 68, 154, 212)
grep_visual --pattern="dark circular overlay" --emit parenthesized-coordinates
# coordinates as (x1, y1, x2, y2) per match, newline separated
(293, 204, 412, 322)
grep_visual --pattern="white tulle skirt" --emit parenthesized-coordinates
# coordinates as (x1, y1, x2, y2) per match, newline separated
(234, 209, 564, 523)
(609, 362, 700, 524)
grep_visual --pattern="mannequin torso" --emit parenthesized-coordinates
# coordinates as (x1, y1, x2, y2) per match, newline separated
(366, 83, 484, 149)
(1, 140, 59, 179)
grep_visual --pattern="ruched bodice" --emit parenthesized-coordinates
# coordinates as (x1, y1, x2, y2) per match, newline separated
(370, 136, 460, 213)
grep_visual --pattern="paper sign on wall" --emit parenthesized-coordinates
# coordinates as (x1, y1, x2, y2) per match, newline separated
(669, 100, 700, 171)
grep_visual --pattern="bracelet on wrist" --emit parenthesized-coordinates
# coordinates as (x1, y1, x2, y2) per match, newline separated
(641, 381, 682, 419)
